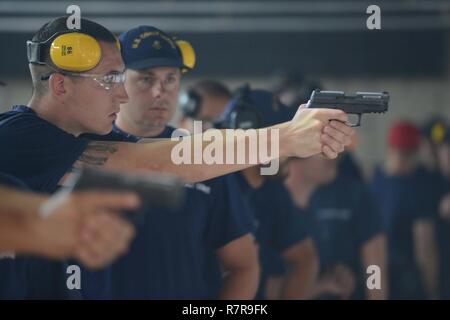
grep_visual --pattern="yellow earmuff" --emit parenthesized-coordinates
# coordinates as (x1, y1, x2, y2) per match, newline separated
(431, 122, 446, 145)
(175, 40, 196, 73)
(49, 33, 102, 72)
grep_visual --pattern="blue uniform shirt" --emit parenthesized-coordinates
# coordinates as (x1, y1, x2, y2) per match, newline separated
(0, 105, 109, 299)
(436, 176, 450, 298)
(370, 166, 435, 299)
(86, 124, 255, 299)
(235, 173, 311, 299)
(337, 152, 364, 183)
(0, 106, 88, 193)
(0, 173, 30, 299)
(310, 175, 383, 299)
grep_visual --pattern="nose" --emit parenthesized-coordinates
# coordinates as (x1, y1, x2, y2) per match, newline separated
(151, 79, 165, 98)
(115, 82, 129, 104)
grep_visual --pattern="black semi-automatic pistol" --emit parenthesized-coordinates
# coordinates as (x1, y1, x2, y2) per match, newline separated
(65, 167, 186, 226)
(307, 90, 389, 127)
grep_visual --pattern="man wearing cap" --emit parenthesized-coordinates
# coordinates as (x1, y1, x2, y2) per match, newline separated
(370, 121, 439, 299)
(179, 81, 320, 299)
(0, 16, 353, 298)
(87, 25, 259, 299)
(418, 117, 449, 299)
(420, 117, 448, 173)
(433, 125, 450, 298)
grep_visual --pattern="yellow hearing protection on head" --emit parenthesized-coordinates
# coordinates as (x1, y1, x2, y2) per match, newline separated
(49, 33, 101, 72)
(175, 39, 196, 73)
(28, 31, 120, 73)
(115, 37, 121, 52)
(431, 122, 446, 145)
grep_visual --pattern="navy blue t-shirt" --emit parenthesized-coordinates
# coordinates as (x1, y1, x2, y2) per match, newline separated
(235, 173, 310, 299)
(337, 152, 364, 183)
(429, 173, 450, 298)
(309, 175, 383, 299)
(370, 166, 435, 299)
(0, 173, 30, 299)
(87, 124, 255, 299)
(0, 106, 88, 193)
(0, 105, 110, 299)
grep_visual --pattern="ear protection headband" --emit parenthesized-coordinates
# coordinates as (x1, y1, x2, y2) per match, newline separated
(218, 84, 262, 130)
(27, 31, 120, 72)
(175, 39, 196, 74)
(430, 122, 447, 145)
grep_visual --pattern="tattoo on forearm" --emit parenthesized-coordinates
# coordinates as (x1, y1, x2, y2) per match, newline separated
(78, 141, 119, 166)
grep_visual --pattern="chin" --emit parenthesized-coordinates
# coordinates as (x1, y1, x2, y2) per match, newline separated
(147, 118, 169, 128)
(94, 123, 114, 136)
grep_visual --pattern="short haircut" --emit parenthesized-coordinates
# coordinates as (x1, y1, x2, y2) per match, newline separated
(32, 16, 116, 66)
(29, 16, 117, 97)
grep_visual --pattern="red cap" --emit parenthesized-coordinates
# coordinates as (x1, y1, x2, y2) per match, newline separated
(388, 121, 420, 151)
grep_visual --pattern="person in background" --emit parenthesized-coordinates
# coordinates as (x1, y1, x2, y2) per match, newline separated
(284, 154, 387, 300)
(336, 133, 365, 183)
(370, 121, 439, 299)
(87, 26, 259, 299)
(433, 126, 450, 298)
(181, 81, 319, 299)
(420, 117, 447, 174)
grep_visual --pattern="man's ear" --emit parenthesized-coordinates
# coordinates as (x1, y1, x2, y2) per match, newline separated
(48, 73, 67, 99)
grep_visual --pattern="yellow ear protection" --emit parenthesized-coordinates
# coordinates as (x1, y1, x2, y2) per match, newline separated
(174, 39, 196, 73)
(431, 122, 446, 145)
(216, 84, 262, 130)
(27, 31, 121, 73)
(27, 32, 102, 72)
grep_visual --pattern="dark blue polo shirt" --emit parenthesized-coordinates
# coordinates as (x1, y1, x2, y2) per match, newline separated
(433, 175, 450, 300)
(86, 124, 255, 299)
(0, 105, 109, 299)
(0, 173, 30, 299)
(309, 175, 383, 299)
(337, 152, 364, 183)
(370, 165, 435, 299)
(235, 173, 311, 299)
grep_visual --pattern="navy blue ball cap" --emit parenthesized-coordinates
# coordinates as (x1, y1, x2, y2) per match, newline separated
(119, 25, 186, 70)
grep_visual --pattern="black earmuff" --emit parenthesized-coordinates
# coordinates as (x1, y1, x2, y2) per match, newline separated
(219, 84, 262, 130)
(181, 89, 203, 118)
